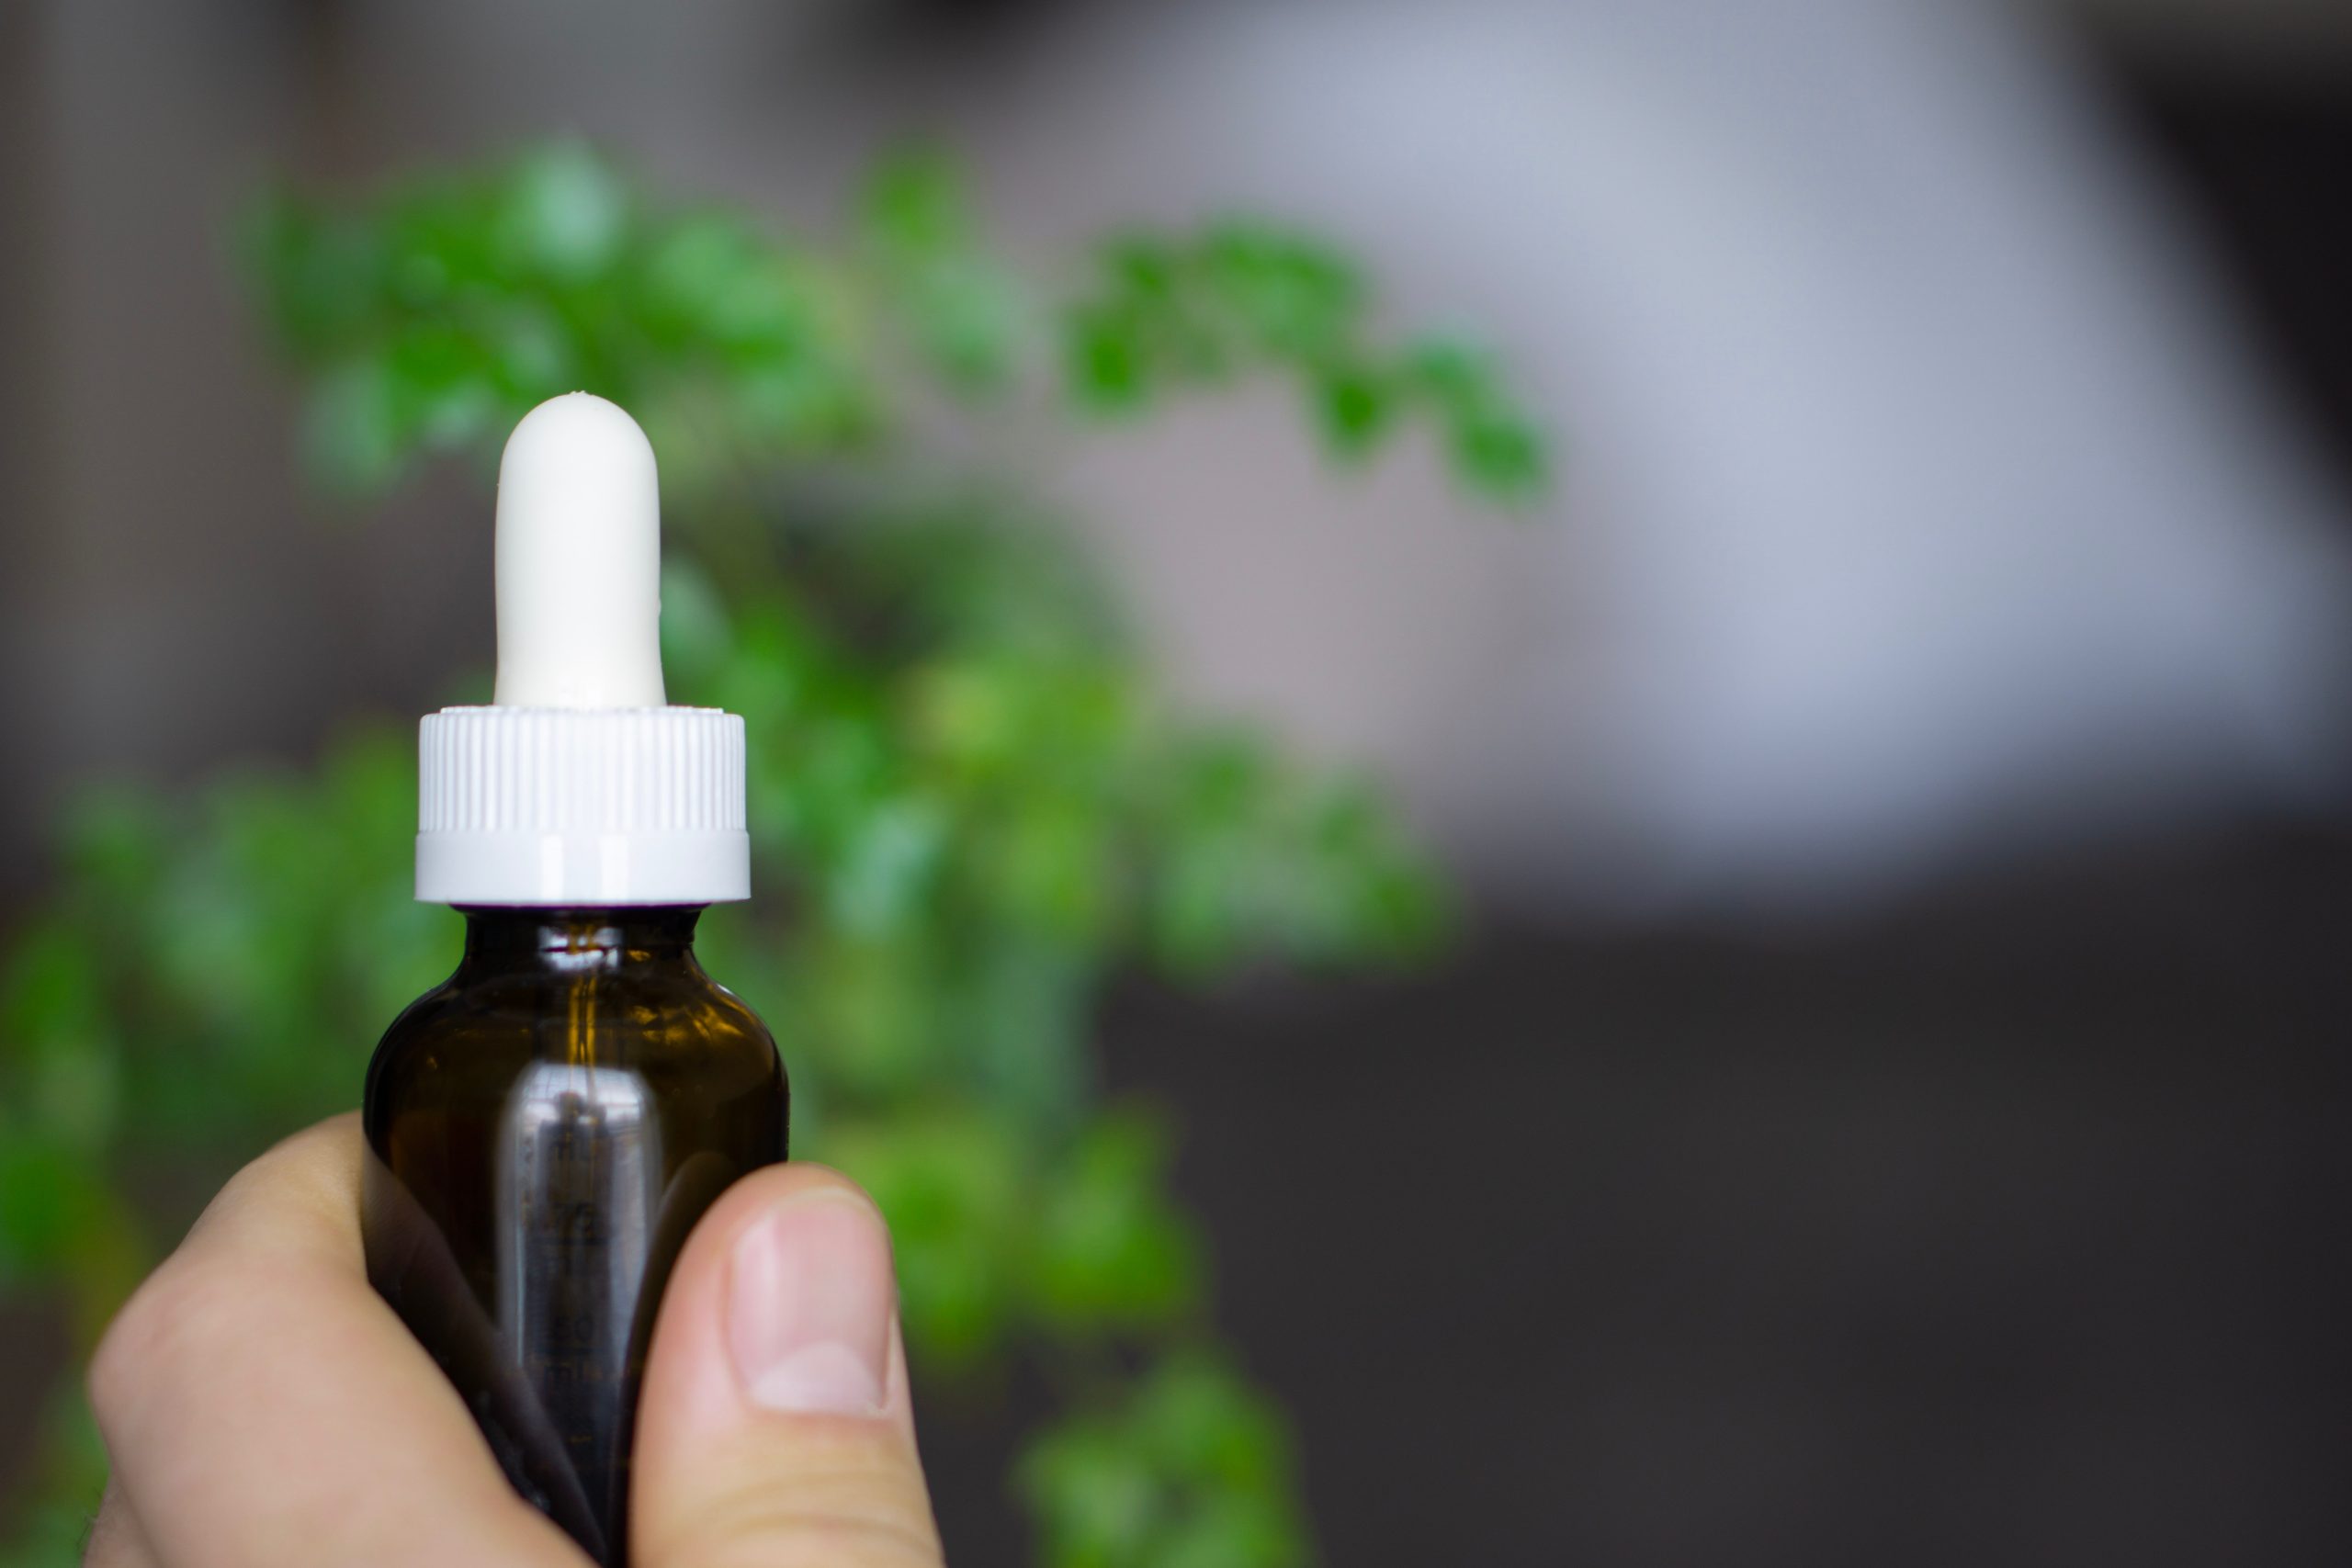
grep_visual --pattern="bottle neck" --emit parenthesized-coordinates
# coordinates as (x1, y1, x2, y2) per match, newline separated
(455, 906, 704, 976)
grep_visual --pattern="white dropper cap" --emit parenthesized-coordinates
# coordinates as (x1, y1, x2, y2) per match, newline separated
(492, 392, 667, 709)
(413, 393, 750, 907)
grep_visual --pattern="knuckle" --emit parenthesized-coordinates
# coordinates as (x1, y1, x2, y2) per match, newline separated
(639, 1453, 941, 1568)
(87, 1257, 246, 1433)
(671, 1512, 940, 1568)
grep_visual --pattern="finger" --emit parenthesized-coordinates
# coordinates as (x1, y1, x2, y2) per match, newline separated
(83, 1480, 162, 1568)
(631, 1164, 942, 1568)
(88, 1114, 583, 1568)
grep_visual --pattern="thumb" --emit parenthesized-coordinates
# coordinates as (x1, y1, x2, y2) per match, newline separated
(630, 1164, 943, 1568)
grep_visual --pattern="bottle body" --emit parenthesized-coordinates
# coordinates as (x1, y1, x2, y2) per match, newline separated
(363, 908, 786, 1567)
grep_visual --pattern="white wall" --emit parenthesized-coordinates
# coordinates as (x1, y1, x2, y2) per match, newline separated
(10, 0, 2348, 916)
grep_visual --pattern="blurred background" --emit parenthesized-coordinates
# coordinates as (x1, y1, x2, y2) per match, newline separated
(5, 0, 2352, 1563)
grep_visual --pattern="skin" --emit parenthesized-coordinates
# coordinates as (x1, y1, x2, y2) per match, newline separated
(83, 1114, 944, 1568)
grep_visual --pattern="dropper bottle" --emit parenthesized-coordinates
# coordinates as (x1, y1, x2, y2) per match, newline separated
(362, 393, 788, 1567)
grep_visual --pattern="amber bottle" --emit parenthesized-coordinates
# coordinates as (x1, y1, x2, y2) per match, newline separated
(363, 907, 785, 1563)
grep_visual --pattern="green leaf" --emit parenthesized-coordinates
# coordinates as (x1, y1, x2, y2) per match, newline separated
(863, 150, 1024, 391)
(0, 1390, 108, 1568)
(497, 142, 628, 280)
(1019, 1418, 1162, 1568)
(1200, 223, 1362, 359)
(861, 150, 970, 259)
(658, 558, 737, 691)
(242, 195, 385, 355)
(304, 355, 407, 495)
(1020, 1355, 1311, 1568)
(830, 795, 950, 938)
(1450, 402, 1547, 498)
(0, 917, 107, 1058)
(0, 1138, 109, 1283)
(59, 785, 170, 902)
(1312, 360, 1395, 458)
(907, 258, 1024, 390)
(1068, 304, 1153, 411)
(1405, 337, 1549, 498)
(1028, 1105, 1203, 1333)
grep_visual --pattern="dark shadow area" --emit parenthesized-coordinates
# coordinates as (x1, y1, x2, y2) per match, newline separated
(915, 823, 2352, 1565)
(2117, 70, 2352, 480)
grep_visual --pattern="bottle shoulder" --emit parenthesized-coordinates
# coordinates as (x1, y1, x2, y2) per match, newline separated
(379, 961, 772, 1038)
(367, 962, 783, 1111)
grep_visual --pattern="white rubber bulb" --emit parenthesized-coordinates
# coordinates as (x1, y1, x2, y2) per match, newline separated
(492, 392, 667, 709)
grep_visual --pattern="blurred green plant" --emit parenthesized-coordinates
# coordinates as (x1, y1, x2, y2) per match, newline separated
(0, 144, 1541, 1566)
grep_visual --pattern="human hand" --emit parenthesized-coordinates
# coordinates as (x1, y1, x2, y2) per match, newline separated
(83, 1114, 944, 1568)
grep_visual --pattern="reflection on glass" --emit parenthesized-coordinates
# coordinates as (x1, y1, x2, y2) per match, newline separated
(496, 1063, 662, 1542)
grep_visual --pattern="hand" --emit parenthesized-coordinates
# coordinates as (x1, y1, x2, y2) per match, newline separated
(83, 1114, 944, 1568)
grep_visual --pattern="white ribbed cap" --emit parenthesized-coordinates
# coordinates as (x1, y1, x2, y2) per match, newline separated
(415, 394, 751, 907)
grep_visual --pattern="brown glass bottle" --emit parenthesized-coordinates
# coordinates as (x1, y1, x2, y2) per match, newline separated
(363, 906, 786, 1567)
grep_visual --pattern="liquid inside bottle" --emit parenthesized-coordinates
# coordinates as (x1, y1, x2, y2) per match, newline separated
(363, 907, 786, 1565)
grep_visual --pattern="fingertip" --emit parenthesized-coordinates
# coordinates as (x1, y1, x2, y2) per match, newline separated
(639, 1162, 904, 1434)
(676, 1162, 889, 1258)
(633, 1161, 936, 1564)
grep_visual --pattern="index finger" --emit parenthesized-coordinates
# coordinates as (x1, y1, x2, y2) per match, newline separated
(88, 1114, 583, 1568)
